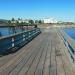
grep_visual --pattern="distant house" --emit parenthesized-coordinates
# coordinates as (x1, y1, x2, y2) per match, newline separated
(17, 19, 29, 23)
(22, 19, 29, 23)
(43, 18, 57, 23)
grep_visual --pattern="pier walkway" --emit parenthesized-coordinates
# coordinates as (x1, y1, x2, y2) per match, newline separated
(0, 28, 75, 75)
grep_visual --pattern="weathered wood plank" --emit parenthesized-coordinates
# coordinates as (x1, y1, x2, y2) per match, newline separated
(55, 33, 65, 75)
(18, 35, 48, 75)
(34, 38, 49, 75)
(59, 39, 75, 75)
(43, 40, 51, 75)
(8, 36, 46, 75)
(50, 39, 57, 75)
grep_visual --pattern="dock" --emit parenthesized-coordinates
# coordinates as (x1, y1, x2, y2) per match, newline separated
(0, 28, 75, 75)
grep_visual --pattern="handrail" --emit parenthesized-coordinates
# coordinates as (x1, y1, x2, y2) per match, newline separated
(59, 29, 75, 62)
(0, 28, 41, 54)
(0, 28, 36, 40)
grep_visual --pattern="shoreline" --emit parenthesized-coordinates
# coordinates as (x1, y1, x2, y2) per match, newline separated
(38, 24, 75, 28)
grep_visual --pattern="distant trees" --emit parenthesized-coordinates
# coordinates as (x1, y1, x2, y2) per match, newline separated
(29, 20, 34, 24)
(38, 20, 43, 24)
(12, 18, 15, 21)
(35, 20, 43, 24)
(8, 20, 11, 23)
(35, 20, 39, 24)
(8, 20, 11, 25)
(18, 18, 21, 20)
(7, 18, 43, 26)
(16, 21, 19, 25)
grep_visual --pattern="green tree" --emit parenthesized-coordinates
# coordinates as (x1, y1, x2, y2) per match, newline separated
(8, 20, 13, 26)
(29, 20, 34, 24)
(12, 18, 15, 21)
(35, 20, 39, 24)
(16, 21, 19, 25)
(8, 20, 11, 24)
(39, 20, 42, 24)
(18, 18, 21, 20)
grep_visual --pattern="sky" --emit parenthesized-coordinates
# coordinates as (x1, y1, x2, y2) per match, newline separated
(0, 0, 75, 21)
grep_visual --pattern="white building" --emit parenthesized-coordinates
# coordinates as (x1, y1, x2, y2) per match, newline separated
(18, 19, 29, 23)
(43, 18, 57, 23)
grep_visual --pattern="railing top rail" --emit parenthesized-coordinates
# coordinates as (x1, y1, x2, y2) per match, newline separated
(0, 24, 37, 27)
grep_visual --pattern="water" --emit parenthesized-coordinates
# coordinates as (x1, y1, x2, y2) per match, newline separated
(0, 27, 24, 37)
(64, 28, 75, 40)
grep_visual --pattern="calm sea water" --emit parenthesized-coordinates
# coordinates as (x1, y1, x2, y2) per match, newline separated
(0, 27, 23, 37)
(64, 28, 75, 40)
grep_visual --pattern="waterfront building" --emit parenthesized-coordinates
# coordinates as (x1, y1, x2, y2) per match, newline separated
(43, 18, 57, 23)
(18, 19, 29, 23)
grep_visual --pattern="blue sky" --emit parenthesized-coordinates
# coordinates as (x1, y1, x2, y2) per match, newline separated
(0, 0, 75, 21)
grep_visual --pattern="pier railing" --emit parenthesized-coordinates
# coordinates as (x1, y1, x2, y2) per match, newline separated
(59, 29, 75, 62)
(0, 28, 41, 54)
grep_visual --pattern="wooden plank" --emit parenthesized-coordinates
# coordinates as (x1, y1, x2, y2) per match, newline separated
(59, 39, 75, 75)
(9, 44, 40, 75)
(9, 34, 47, 75)
(7, 34, 43, 75)
(18, 36, 47, 75)
(34, 37, 49, 75)
(25, 36, 49, 75)
(50, 38, 57, 75)
(43, 39, 51, 75)
(55, 33, 65, 75)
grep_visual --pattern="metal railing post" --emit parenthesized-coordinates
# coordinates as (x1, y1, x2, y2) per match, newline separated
(12, 37, 15, 47)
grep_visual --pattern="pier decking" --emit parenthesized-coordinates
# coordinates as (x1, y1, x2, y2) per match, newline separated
(0, 28, 75, 75)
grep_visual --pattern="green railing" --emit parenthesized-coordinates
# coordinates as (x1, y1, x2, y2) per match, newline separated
(0, 28, 41, 54)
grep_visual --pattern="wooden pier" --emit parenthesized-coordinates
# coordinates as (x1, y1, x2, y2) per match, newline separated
(0, 28, 75, 75)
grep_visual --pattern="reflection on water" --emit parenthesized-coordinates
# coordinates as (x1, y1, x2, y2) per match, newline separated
(0, 27, 24, 37)
(64, 28, 75, 40)
(0, 26, 34, 37)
